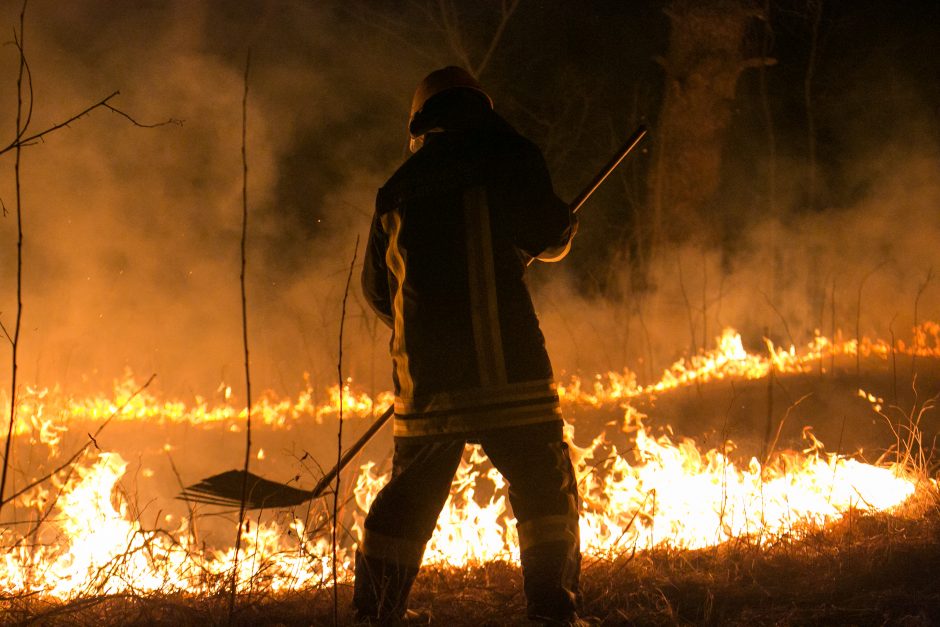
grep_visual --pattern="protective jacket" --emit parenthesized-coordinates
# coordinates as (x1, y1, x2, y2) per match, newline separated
(362, 110, 576, 439)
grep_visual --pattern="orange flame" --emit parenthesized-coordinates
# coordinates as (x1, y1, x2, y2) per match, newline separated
(0, 324, 936, 598)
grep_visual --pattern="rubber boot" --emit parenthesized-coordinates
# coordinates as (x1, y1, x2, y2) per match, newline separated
(521, 540, 581, 623)
(352, 551, 419, 624)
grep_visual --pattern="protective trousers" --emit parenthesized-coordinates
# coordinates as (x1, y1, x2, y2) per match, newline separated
(353, 422, 580, 622)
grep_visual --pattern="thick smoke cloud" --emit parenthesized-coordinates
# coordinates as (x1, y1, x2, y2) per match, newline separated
(0, 1, 937, 402)
(537, 145, 940, 379)
(0, 1, 425, 396)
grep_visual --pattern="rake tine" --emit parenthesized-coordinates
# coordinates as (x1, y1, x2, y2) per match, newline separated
(179, 490, 287, 510)
(178, 473, 312, 508)
(179, 494, 243, 508)
(178, 405, 394, 509)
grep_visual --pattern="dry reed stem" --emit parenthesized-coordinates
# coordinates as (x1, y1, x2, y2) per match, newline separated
(333, 237, 360, 624)
(0, 1, 177, 518)
(230, 51, 253, 623)
(2, 485, 938, 625)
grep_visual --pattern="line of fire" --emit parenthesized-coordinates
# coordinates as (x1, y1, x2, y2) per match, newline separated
(0, 2, 938, 625)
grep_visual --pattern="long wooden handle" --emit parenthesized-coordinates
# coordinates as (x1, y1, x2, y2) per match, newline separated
(526, 124, 648, 266)
(308, 404, 395, 499)
(569, 124, 648, 215)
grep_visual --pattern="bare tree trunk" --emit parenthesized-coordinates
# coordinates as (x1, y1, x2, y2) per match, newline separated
(648, 0, 769, 246)
(756, 1, 782, 329)
(804, 0, 823, 211)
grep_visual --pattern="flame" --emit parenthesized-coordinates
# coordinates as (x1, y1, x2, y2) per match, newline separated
(0, 324, 936, 599)
(3, 451, 349, 596)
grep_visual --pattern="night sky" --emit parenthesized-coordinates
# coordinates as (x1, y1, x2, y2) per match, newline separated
(0, 0, 937, 396)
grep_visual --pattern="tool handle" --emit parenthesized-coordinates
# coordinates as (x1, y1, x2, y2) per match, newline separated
(568, 124, 647, 215)
(308, 404, 395, 499)
(525, 124, 647, 267)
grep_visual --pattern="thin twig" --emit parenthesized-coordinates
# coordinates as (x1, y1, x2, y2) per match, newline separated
(101, 102, 183, 128)
(474, 0, 520, 77)
(230, 52, 252, 623)
(0, 316, 12, 344)
(334, 4, 439, 67)
(700, 249, 708, 351)
(829, 278, 836, 375)
(759, 290, 796, 349)
(816, 271, 831, 379)
(436, 0, 474, 71)
(855, 260, 885, 382)
(676, 252, 698, 354)
(0, 92, 180, 156)
(334, 236, 360, 625)
(637, 299, 654, 383)
(165, 450, 200, 548)
(911, 267, 934, 380)
(889, 312, 899, 406)
(3, 91, 106, 152)
(15, 31, 33, 139)
(761, 336, 774, 464)
(763, 393, 812, 467)
(758, 0, 776, 218)
(804, 0, 822, 211)
(1, 373, 156, 508)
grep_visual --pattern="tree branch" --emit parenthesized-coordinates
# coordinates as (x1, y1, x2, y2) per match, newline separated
(474, 0, 520, 77)
(9, 31, 34, 138)
(0, 373, 156, 508)
(103, 102, 183, 129)
(0, 92, 117, 155)
(437, 0, 474, 71)
(333, 235, 360, 624)
(0, 91, 182, 156)
(336, 4, 440, 67)
(0, 316, 11, 345)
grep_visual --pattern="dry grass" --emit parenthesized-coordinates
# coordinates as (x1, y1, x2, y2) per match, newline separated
(4, 373, 936, 625)
(4, 489, 938, 626)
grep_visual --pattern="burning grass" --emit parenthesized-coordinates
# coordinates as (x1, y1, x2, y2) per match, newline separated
(0, 325, 938, 624)
(5, 492, 938, 625)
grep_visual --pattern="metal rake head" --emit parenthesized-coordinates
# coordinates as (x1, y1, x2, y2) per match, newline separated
(178, 469, 314, 509)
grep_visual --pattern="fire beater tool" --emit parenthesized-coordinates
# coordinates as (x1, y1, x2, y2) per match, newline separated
(179, 124, 649, 510)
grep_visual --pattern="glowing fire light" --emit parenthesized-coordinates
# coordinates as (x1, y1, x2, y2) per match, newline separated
(0, 324, 936, 599)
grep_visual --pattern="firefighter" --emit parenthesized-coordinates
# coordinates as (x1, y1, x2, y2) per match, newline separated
(356, 66, 583, 626)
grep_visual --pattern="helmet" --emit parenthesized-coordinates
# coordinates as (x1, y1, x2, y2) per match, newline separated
(408, 66, 493, 152)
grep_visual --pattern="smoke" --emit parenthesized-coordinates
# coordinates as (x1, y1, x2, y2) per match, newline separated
(0, 1, 936, 402)
(537, 60, 940, 381)
(0, 1, 426, 396)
